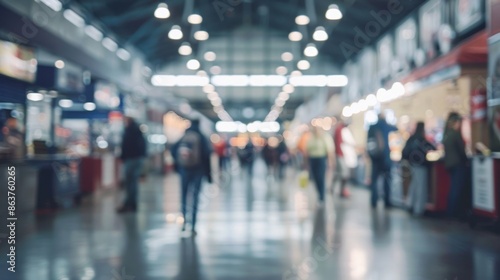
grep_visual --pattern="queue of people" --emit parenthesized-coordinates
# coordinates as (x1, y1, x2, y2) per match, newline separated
(116, 111, 471, 237)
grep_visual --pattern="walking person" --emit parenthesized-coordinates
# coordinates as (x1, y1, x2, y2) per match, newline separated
(331, 119, 357, 198)
(305, 126, 334, 206)
(367, 113, 397, 209)
(442, 112, 468, 218)
(402, 122, 436, 216)
(172, 119, 212, 235)
(117, 117, 146, 213)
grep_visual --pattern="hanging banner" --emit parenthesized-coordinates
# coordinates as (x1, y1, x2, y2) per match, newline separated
(454, 0, 483, 34)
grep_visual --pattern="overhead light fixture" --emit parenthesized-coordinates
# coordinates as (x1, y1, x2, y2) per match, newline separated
(342, 106, 352, 118)
(151, 75, 209, 86)
(278, 92, 290, 101)
(102, 37, 118, 52)
(168, 25, 183, 40)
(210, 65, 222, 75)
(249, 75, 287, 86)
(194, 30, 209, 41)
(83, 102, 96, 111)
(27, 92, 44, 102)
(313, 26, 328, 41)
(186, 59, 200, 70)
(203, 84, 215, 93)
(281, 52, 294, 62)
(276, 66, 288, 75)
(290, 70, 302, 77)
(55, 60, 65, 69)
(326, 4, 342, 20)
(366, 94, 377, 106)
(290, 75, 327, 86)
(154, 3, 170, 19)
(178, 42, 192, 55)
(282, 84, 295, 93)
(288, 31, 303, 42)
(59, 99, 73, 108)
(39, 0, 62, 12)
(327, 75, 348, 87)
(63, 9, 85, 28)
(116, 48, 130, 61)
(297, 60, 310, 70)
(188, 14, 203, 24)
(295, 15, 310, 25)
(212, 75, 249, 86)
(204, 51, 216, 61)
(304, 43, 318, 57)
(84, 25, 103, 41)
(197, 70, 208, 77)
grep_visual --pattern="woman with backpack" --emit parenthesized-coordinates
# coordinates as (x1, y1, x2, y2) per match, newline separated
(402, 122, 436, 216)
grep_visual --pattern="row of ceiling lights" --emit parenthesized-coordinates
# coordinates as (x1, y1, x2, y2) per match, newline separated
(342, 82, 406, 118)
(38, 0, 131, 61)
(265, 4, 343, 122)
(203, 83, 233, 122)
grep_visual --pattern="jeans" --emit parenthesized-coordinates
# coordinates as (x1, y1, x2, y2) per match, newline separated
(123, 158, 145, 209)
(447, 164, 466, 217)
(309, 157, 327, 202)
(180, 168, 204, 229)
(370, 161, 392, 207)
(408, 165, 428, 215)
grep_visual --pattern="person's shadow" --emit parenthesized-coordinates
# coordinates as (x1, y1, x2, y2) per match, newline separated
(176, 237, 201, 280)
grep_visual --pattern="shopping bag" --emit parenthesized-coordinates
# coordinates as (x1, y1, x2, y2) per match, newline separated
(298, 170, 309, 189)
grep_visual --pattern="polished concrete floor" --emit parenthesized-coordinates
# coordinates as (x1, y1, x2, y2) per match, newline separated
(1, 159, 500, 280)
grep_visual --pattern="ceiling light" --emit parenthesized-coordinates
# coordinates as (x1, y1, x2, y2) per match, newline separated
(281, 52, 294, 62)
(83, 102, 96, 111)
(197, 70, 208, 77)
(210, 66, 222, 75)
(203, 84, 215, 93)
(290, 70, 302, 77)
(27, 93, 44, 101)
(249, 75, 287, 86)
(295, 15, 310, 25)
(276, 99, 286, 107)
(327, 75, 348, 87)
(84, 25, 103, 41)
(282, 84, 294, 93)
(63, 9, 85, 27)
(366, 94, 377, 106)
(186, 59, 200, 70)
(102, 37, 118, 52)
(276, 66, 288, 75)
(175, 75, 209, 86)
(342, 106, 352, 118)
(304, 43, 318, 57)
(168, 25, 183, 40)
(278, 92, 290, 101)
(154, 3, 170, 19)
(188, 14, 203, 24)
(313, 26, 328, 41)
(39, 0, 62, 12)
(59, 99, 73, 108)
(297, 60, 310, 70)
(290, 75, 327, 87)
(358, 99, 368, 111)
(55, 60, 65, 69)
(350, 102, 360, 114)
(178, 42, 192, 55)
(194, 30, 209, 41)
(326, 4, 342, 20)
(212, 75, 249, 86)
(207, 92, 219, 100)
(288, 31, 303, 41)
(204, 51, 216, 61)
(116, 48, 130, 61)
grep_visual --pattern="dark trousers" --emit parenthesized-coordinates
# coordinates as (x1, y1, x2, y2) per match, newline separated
(370, 161, 392, 207)
(180, 168, 204, 229)
(309, 157, 327, 202)
(123, 158, 144, 209)
(447, 164, 466, 217)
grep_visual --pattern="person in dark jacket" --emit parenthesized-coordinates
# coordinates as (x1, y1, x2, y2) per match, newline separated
(367, 113, 398, 209)
(118, 117, 146, 213)
(442, 112, 468, 218)
(172, 119, 212, 236)
(402, 122, 436, 216)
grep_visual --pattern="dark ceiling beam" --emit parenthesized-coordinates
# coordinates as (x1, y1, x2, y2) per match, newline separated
(99, 3, 158, 26)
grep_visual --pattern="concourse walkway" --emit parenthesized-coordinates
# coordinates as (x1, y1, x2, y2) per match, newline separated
(3, 159, 500, 280)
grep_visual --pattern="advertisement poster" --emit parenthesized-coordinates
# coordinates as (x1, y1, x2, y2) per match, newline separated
(472, 157, 495, 212)
(490, 38, 500, 101)
(0, 40, 37, 83)
(396, 17, 417, 73)
(419, 0, 442, 61)
(454, 0, 483, 34)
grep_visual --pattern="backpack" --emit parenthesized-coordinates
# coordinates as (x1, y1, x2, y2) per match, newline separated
(367, 126, 384, 159)
(176, 131, 202, 168)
